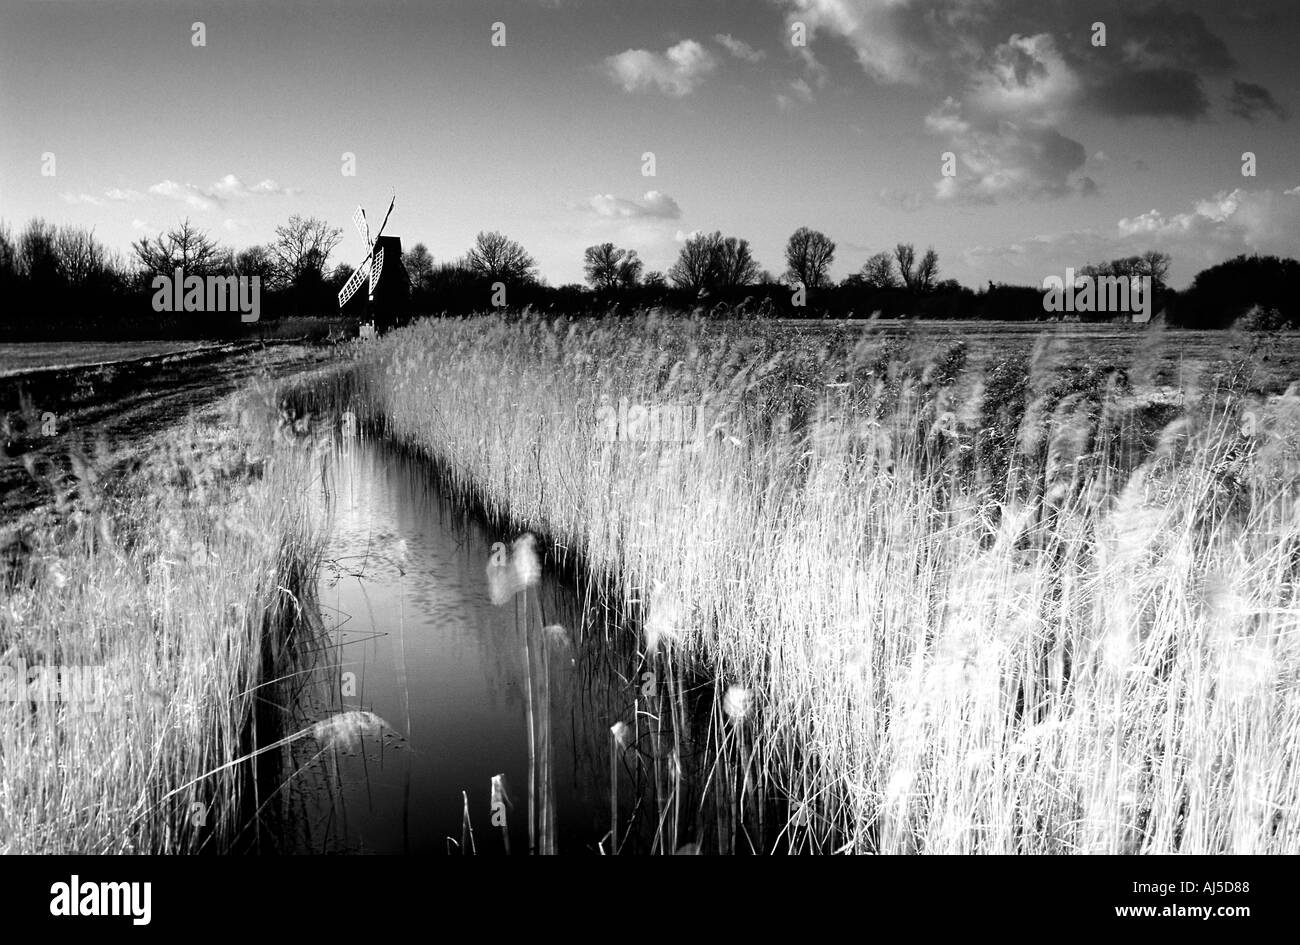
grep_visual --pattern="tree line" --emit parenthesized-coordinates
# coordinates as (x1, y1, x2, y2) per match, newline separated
(2, 214, 1297, 337)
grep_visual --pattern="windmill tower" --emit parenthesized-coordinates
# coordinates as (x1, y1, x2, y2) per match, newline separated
(338, 195, 409, 326)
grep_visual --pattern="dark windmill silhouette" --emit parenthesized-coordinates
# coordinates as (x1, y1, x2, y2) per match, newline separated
(337, 196, 409, 328)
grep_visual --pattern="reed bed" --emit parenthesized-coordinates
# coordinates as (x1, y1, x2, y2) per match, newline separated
(0, 368, 343, 853)
(353, 311, 1300, 854)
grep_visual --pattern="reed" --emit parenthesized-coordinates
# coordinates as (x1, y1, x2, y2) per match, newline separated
(351, 311, 1300, 854)
(0, 367, 343, 852)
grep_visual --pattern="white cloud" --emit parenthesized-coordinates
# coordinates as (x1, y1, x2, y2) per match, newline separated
(926, 98, 1091, 204)
(149, 180, 219, 211)
(605, 40, 716, 96)
(60, 192, 105, 206)
(148, 174, 296, 211)
(1117, 187, 1300, 250)
(960, 186, 1300, 287)
(967, 33, 1079, 123)
(587, 190, 681, 220)
(777, 77, 816, 110)
(714, 33, 765, 62)
(105, 187, 143, 202)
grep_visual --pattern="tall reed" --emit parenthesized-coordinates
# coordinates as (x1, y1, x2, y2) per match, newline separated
(353, 312, 1300, 854)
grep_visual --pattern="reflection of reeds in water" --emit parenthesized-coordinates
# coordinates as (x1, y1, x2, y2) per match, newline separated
(486, 532, 555, 853)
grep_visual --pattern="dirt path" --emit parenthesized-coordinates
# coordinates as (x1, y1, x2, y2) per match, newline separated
(1, 342, 337, 530)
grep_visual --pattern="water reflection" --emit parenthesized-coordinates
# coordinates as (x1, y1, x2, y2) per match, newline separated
(273, 437, 643, 854)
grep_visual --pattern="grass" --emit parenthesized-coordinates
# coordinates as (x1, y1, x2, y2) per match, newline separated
(0, 368, 342, 853)
(350, 310, 1300, 854)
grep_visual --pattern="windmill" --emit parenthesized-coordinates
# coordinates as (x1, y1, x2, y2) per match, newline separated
(337, 195, 409, 325)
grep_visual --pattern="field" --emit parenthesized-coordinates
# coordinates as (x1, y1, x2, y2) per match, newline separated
(0, 341, 225, 378)
(3, 315, 1299, 854)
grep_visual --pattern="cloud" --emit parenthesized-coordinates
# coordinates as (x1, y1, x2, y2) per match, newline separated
(714, 33, 765, 62)
(967, 33, 1079, 122)
(1087, 67, 1210, 121)
(776, 77, 816, 111)
(148, 174, 296, 211)
(926, 98, 1091, 204)
(149, 180, 219, 211)
(587, 190, 681, 220)
(1116, 187, 1300, 251)
(770, 1, 1274, 203)
(605, 40, 716, 96)
(960, 185, 1300, 287)
(105, 188, 144, 202)
(60, 193, 105, 206)
(1228, 81, 1289, 121)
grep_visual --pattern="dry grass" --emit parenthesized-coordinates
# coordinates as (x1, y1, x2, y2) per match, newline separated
(0, 371, 341, 853)
(353, 311, 1300, 854)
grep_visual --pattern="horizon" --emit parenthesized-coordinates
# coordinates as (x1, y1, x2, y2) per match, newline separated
(3, 0, 1298, 293)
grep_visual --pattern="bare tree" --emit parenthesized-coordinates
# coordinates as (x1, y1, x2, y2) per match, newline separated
(859, 251, 897, 288)
(403, 243, 435, 291)
(583, 242, 628, 290)
(915, 247, 940, 293)
(234, 244, 276, 282)
(1140, 250, 1172, 288)
(894, 243, 917, 291)
(52, 225, 110, 288)
(466, 231, 537, 283)
(617, 249, 644, 288)
(132, 219, 223, 276)
(784, 227, 836, 288)
(270, 215, 343, 289)
(0, 223, 15, 284)
(716, 236, 760, 288)
(669, 232, 722, 291)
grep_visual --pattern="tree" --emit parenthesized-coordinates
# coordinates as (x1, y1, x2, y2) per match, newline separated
(1181, 254, 1300, 328)
(669, 232, 722, 291)
(894, 243, 917, 291)
(233, 245, 276, 282)
(715, 236, 760, 288)
(466, 231, 537, 284)
(1140, 250, 1172, 289)
(53, 225, 110, 288)
(583, 242, 629, 290)
(784, 227, 835, 288)
(330, 262, 356, 294)
(270, 215, 343, 290)
(0, 223, 16, 287)
(858, 251, 897, 288)
(915, 247, 940, 293)
(642, 270, 668, 290)
(403, 243, 435, 291)
(617, 249, 644, 288)
(132, 219, 223, 276)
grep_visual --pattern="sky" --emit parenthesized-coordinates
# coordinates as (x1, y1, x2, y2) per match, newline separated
(1, 0, 1297, 290)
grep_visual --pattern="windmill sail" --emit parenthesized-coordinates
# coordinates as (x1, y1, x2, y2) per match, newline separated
(369, 246, 384, 296)
(373, 195, 396, 242)
(338, 258, 371, 307)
